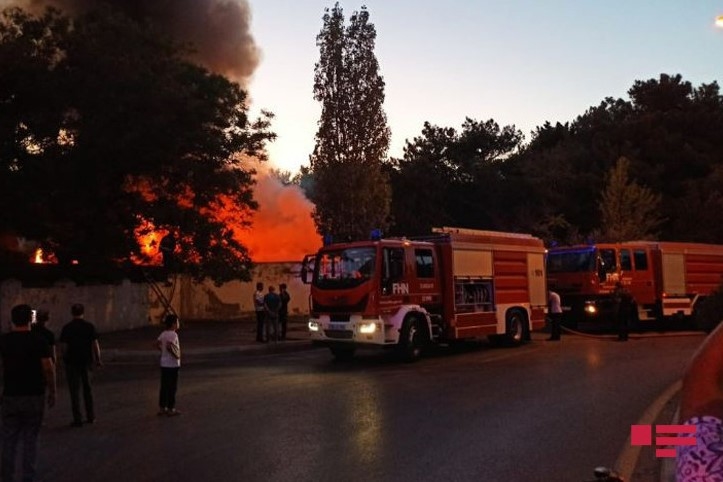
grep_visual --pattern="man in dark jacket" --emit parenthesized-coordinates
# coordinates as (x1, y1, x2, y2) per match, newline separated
(278, 284, 291, 340)
(60, 303, 102, 427)
(31, 310, 56, 364)
(264, 286, 281, 343)
(0, 304, 56, 482)
(612, 282, 634, 341)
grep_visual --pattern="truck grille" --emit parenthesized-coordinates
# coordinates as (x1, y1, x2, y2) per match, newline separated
(324, 329, 353, 339)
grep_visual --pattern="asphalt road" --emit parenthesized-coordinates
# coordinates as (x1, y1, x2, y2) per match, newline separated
(35, 333, 704, 482)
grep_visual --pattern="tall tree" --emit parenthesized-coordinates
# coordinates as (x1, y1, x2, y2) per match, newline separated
(309, 3, 391, 241)
(597, 157, 663, 242)
(389, 118, 522, 235)
(0, 7, 275, 283)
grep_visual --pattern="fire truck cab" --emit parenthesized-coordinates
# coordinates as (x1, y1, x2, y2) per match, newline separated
(302, 227, 547, 361)
(547, 241, 723, 326)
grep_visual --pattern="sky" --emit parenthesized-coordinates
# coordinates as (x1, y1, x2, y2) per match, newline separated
(246, 0, 723, 174)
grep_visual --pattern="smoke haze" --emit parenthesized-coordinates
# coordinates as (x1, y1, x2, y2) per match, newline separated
(237, 169, 320, 262)
(5, 0, 259, 83)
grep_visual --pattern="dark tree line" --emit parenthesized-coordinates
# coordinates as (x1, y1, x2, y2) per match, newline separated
(305, 7, 723, 245)
(384, 74, 723, 244)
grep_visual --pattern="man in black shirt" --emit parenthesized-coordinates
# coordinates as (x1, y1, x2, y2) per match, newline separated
(612, 282, 634, 341)
(31, 310, 56, 364)
(278, 284, 291, 341)
(59, 303, 102, 427)
(0, 304, 56, 482)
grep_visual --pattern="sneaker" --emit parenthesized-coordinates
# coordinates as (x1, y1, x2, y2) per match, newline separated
(86, 418, 96, 424)
(157, 409, 168, 416)
(166, 409, 181, 417)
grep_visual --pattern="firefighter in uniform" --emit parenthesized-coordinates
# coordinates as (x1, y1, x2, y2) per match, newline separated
(612, 282, 633, 341)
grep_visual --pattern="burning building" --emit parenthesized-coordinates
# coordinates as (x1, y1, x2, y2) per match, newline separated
(0, 0, 319, 330)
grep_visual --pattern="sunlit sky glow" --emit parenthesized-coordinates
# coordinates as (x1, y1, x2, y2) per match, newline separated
(248, 1, 723, 174)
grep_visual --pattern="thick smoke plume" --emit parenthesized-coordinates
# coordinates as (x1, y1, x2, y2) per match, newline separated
(238, 168, 321, 263)
(7, 0, 259, 83)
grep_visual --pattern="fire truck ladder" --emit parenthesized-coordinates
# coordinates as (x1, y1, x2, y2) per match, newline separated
(143, 270, 178, 319)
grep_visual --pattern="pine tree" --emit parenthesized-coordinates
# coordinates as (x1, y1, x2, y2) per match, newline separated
(598, 157, 664, 241)
(309, 3, 391, 241)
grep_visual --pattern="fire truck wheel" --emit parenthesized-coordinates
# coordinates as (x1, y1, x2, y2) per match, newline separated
(398, 317, 426, 362)
(330, 346, 356, 361)
(505, 310, 527, 346)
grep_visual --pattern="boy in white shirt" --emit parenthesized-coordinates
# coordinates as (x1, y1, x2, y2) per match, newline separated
(156, 314, 181, 416)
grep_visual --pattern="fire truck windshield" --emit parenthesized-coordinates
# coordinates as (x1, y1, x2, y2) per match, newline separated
(547, 248, 596, 273)
(313, 247, 376, 289)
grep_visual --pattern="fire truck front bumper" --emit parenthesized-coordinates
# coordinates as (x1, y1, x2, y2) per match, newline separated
(562, 296, 616, 323)
(308, 315, 395, 346)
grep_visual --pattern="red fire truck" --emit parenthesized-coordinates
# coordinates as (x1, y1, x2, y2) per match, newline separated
(301, 227, 547, 361)
(546, 241, 723, 326)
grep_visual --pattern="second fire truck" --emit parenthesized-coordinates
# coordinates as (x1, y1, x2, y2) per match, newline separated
(546, 241, 723, 327)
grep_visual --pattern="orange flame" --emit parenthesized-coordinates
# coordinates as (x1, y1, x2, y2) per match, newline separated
(132, 219, 167, 265)
(32, 247, 58, 264)
(128, 166, 320, 265)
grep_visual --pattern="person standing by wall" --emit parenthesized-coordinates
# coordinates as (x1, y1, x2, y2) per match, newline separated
(0, 304, 56, 482)
(278, 284, 291, 341)
(60, 303, 102, 427)
(547, 290, 563, 341)
(156, 314, 181, 416)
(253, 282, 266, 343)
(32, 309, 56, 364)
(264, 285, 281, 343)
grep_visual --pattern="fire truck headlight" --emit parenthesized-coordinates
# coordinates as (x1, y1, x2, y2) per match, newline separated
(359, 322, 377, 334)
(308, 321, 320, 332)
(584, 303, 597, 315)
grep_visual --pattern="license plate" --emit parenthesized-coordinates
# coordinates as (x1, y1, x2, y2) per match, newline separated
(329, 323, 347, 331)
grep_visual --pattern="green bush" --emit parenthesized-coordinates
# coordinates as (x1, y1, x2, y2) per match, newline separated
(695, 282, 723, 332)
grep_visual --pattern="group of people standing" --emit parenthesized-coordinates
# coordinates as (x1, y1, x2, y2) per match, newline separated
(0, 303, 101, 482)
(254, 282, 291, 343)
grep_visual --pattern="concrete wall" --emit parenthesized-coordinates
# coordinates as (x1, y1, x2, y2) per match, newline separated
(0, 262, 310, 334)
(0, 278, 149, 334)
(150, 262, 310, 323)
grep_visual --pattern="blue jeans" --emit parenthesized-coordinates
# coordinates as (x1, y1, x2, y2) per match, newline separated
(1, 395, 45, 482)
